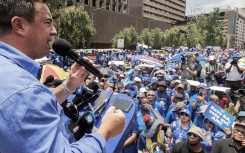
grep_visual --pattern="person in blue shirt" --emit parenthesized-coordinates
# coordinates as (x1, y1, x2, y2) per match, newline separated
(147, 90, 165, 117)
(51, 52, 63, 67)
(186, 85, 199, 98)
(136, 97, 164, 133)
(200, 118, 226, 153)
(168, 93, 184, 113)
(189, 83, 210, 121)
(165, 101, 184, 124)
(166, 109, 194, 149)
(0, 1, 126, 152)
(155, 81, 172, 117)
(193, 105, 208, 129)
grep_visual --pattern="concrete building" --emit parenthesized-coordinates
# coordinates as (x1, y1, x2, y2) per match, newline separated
(219, 8, 245, 49)
(128, 0, 186, 24)
(73, 0, 178, 48)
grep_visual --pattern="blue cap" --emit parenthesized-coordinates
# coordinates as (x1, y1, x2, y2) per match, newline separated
(198, 83, 209, 90)
(179, 109, 191, 117)
(151, 77, 158, 82)
(143, 77, 150, 82)
(232, 53, 241, 58)
(237, 111, 245, 119)
(165, 75, 173, 81)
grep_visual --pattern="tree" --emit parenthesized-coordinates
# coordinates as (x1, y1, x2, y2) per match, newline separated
(162, 26, 183, 48)
(46, 0, 67, 16)
(139, 28, 153, 48)
(151, 28, 164, 49)
(192, 8, 223, 47)
(55, 5, 95, 48)
(111, 26, 138, 49)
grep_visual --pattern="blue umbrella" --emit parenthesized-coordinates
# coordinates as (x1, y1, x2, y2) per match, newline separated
(170, 53, 207, 62)
(170, 53, 185, 61)
(196, 55, 207, 62)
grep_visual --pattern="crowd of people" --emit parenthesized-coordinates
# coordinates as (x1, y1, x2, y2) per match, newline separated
(0, 0, 245, 153)
(56, 47, 244, 153)
(46, 45, 245, 153)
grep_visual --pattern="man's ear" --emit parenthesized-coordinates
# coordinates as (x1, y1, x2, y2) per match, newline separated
(11, 16, 28, 36)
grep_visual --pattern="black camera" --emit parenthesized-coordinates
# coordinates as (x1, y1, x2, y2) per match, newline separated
(230, 60, 237, 65)
(181, 55, 188, 65)
(234, 85, 245, 99)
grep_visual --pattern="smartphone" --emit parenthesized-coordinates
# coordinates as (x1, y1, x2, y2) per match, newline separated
(111, 98, 133, 112)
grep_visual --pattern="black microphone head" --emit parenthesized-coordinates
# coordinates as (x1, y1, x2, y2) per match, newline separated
(87, 81, 99, 94)
(43, 75, 54, 85)
(52, 38, 73, 57)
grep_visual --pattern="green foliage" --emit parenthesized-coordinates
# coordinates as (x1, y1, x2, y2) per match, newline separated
(139, 28, 153, 48)
(111, 26, 138, 48)
(192, 8, 223, 46)
(55, 6, 95, 48)
(46, 0, 66, 16)
(151, 28, 163, 49)
(110, 8, 224, 49)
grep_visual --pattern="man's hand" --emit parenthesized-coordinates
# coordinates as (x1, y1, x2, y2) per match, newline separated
(65, 57, 95, 91)
(242, 139, 245, 147)
(197, 95, 204, 102)
(97, 106, 126, 141)
(224, 128, 231, 137)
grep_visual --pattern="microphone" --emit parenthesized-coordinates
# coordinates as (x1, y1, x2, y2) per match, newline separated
(43, 75, 54, 85)
(73, 81, 100, 108)
(52, 38, 103, 79)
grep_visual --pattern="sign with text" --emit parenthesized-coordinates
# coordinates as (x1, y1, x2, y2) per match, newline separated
(204, 103, 235, 130)
(117, 39, 124, 48)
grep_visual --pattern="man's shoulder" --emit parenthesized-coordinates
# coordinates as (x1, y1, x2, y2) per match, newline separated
(172, 141, 187, 151)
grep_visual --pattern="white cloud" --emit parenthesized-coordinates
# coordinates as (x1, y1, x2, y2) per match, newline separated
(186, 0, 245, 15)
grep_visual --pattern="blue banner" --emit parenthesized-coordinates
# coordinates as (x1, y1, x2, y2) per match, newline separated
(204, 103, 235, 130)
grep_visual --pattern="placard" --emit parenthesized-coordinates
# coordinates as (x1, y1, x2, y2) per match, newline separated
(204, 103, 235, 130)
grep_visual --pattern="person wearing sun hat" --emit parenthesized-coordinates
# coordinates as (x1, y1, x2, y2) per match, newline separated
(137, 114, 168, 153)
(206, 55, 225, 87)
(211, 121, 245, 153)
(166, 109, 193, 149)
(172, 126, 207, 153)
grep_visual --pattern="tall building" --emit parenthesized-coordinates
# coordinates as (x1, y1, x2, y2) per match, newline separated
(128, 0, 186, 24)
(75, 0, 129, 14)
(220, 8, 245, 49)
(74, 0, 173, 48)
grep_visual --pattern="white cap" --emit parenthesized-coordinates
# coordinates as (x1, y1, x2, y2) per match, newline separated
(134, 77, 142, 82)
(174, 80, 181, 84)
(209, 56, 215, 61)
(119, 74, 124, 77)
(139, 87, 147, 93)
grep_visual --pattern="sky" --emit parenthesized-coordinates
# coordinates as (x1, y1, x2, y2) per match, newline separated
(186, 0, 245, 16)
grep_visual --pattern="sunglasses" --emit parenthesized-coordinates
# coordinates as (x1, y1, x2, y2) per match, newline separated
(187, 132, 199, 138)
(175, 97, 182, 100)
(233, 128, 245, 136)
(147, 94, 155, 97)
(180, 113, 189, 117)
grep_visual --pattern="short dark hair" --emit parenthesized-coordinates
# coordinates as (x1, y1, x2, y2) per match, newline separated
(0, 0, 46, 35)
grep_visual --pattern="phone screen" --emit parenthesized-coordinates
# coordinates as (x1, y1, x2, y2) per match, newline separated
(111, 98, 133, 112)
